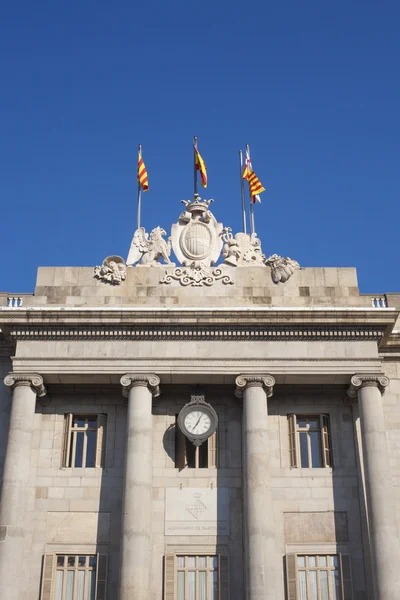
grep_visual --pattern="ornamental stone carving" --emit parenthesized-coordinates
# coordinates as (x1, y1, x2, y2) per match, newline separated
(126, 226, 174, 267)
(94, 255, 126, 285)
(160, 264, 234, 287)
(120, 374, 161, 397)
(170, 195, 223, 267)
(221, 228, 265, 267)
(4, 373, 47, 397)
(235, 374, 275, 398)
(264, 254, 300, 283)
(347, 374, 389, 400)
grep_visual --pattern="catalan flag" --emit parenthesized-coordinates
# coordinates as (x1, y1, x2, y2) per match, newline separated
(194, 146, 207, 188)
(243, 147, 265, 203)
(137, 148, 149, 192)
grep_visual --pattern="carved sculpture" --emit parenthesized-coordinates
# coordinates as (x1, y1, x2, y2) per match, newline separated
(170, 195, 223, 267)
(264, 254, 300, 283)
(222, 228, 265, 267)
(94, 256, 126, 285)
(126, 226, 175, 267)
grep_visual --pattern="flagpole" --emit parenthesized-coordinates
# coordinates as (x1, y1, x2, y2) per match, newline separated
(246, 144, 256, 235)
(239, 150, 247, 234)
(137, 144, 142, 229)
(193, 136, 198, 196)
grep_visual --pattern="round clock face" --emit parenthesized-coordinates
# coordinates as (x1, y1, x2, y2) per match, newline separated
(177, 400, 218, 444)
(184, 410, 212, 436)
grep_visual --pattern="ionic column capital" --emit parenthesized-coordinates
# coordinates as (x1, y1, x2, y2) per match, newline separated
(120, 373, 160, 398)
(347, 374, 389, 399)
(4, 373, 47, 397)
(235, 374, 275, 399)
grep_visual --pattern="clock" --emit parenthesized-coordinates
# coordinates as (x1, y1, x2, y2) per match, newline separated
(177, 395, 218, 447)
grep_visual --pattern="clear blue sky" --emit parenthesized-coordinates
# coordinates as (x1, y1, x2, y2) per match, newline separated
(1, 1, 399, 293)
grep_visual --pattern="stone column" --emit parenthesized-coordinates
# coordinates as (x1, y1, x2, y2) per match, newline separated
(0, 373, 46, 600)
(119, 374, 160, 600)
(235, 375, 276, 600)
(348, 374, 400, 600)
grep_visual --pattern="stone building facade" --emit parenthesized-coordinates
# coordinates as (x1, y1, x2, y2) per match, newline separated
(0, 199, 399, 600)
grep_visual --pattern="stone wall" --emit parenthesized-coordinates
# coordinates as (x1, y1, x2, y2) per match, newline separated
(30, 266, 369, 308)
(22, 384, 382, 600)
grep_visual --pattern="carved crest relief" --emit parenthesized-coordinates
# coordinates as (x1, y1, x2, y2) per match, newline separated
(171, 195, 223, 267)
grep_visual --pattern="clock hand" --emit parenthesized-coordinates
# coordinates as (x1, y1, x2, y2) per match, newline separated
(193, 415, 202, 429)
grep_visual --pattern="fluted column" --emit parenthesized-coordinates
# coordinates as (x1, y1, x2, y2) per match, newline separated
(347, 374, 400, 600)
(235, 375, 276, 600)
(0, 373, 46, 600)
(119, 374, 160, 600)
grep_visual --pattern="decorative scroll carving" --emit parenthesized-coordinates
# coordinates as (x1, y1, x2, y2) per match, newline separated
(160, 264, 234, 287)
(120, 373, 161, 397)
(347, 374, 389, 400)
(235, 374, 275, 398)
(264, 254, 300, 283)
(94, 256, 126, 285)
(126, 227, 174, 267)
(4, 373, 47, 397)
(222, 229, 265, 267)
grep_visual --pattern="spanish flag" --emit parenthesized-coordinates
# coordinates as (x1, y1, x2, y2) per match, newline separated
(137, 148, 149, 192)
(243, 147, 265, 203)
(194, 146, 207, 188)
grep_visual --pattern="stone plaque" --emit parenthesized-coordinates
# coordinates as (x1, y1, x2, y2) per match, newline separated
(47, 512, 110, 544)
(284, 512, 349, 544)
(165, 488, 229, 536)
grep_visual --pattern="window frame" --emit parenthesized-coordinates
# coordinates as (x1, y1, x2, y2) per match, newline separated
(40, 553, 108, 600)
(62, 413, 107, 468)
(288, 414, 332, 469)
(286, 553, 353, 600)
(175, 418, 218, 469)
(164, 553, 229, 600)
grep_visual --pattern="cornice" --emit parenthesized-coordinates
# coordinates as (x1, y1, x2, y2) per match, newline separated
(0, 306, 397, 346)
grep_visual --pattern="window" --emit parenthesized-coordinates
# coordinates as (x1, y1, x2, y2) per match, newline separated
(62, 414, 106, 468)
(175, 420, 218, 469)
(40, 554, 108, 600)
(286, 554, 353, 600)
(164, 554, 228, 600)
(288, 415, 332, 468)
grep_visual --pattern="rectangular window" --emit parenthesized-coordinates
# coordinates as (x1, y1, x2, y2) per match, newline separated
(288, 415, 332, 468)
(62, 414, 106, 468)
(40, 554, 108, 600)
(286, 554, 353, 600)
(175, 419, 218, 469)
(165, 554, 228, 600)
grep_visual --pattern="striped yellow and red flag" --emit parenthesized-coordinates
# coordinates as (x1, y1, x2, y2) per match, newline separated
(137, 148, 149, 192)
(194, 146, 207, 188)
(243, 147, 265, 203)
